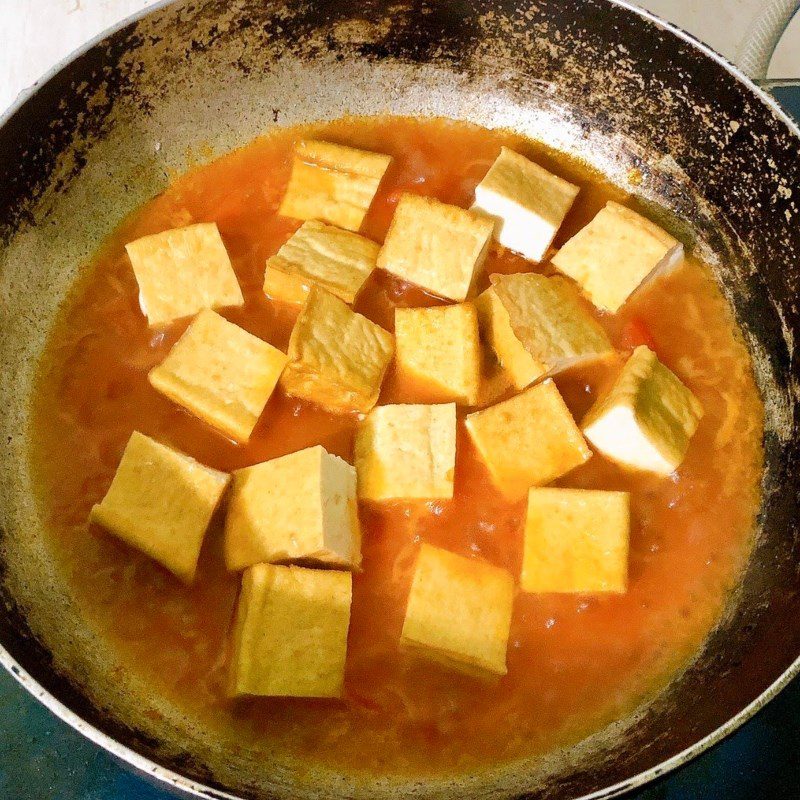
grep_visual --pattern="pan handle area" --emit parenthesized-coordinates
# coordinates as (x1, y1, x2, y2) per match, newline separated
(735, 0, 800, 82)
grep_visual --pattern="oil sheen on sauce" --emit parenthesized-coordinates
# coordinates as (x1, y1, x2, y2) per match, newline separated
(29, 116, 764, 776)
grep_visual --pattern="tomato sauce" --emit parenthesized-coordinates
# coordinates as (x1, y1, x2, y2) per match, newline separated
(29, 116, 763, 776)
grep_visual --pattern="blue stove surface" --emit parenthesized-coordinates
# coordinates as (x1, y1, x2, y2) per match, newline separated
(2, 85, 799, 800)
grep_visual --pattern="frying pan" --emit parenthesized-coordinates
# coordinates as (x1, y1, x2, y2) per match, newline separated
(0, 1, 799, 798)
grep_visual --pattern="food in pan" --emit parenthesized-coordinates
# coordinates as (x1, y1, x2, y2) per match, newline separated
(30, 116, 763, 775)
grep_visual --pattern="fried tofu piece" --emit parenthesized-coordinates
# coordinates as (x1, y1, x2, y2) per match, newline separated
(474, 286, 546, 390)
(465, 379, 591, 499)
(471, 147, 579, 262)
(521, 488, 630, 593)
(224, 445, 360, 571)
(281, 286, 394, 414)
(355, 403, 457, 502)
(90, 431, 229, 583)
(228, 563, 351, 698)
(377, 194, 495, 302)
(125, 222, 243, 327)
(394, 304, 481, 405)
(263, 220, 379, 305)
(278, 140, 391, 232)
(582, 345, 703, 475)
(149, 309, 287, 442)
(491, 272, 614, 375)
(401, 544, 514, 678)
(551, 201, 684, 312)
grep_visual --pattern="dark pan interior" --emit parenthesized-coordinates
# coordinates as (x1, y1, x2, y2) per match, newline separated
(0, 1, 798, 798)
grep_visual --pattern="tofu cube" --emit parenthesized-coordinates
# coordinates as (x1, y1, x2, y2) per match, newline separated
(401, 544, 514, 678)
(263, 220, 379, 306)
(355, 403, 457, 502)
(281, 286, 394, 414)
(394, 304, 481, 405)
(521, 488, 630, 593)
(582, 345, 703, 475)
(474, 286, 546, 390)
(551, 201, 684, 312)
(376, 194, 495, 302)
(224, 445, 360, 571)
(471, 147, 580, 262)
(465, 379, 591, 499)
(228, 563, 351, 698)
(491, 272, 614, 375)
(125, 222, 244, 327)
(90, 431, 229, 583)
(149, 309, 287, 442)
(278, 140, 392, 232)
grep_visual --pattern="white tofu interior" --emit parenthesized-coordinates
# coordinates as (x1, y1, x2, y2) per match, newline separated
(320, 452, 360, 562)
(581, 346, 703, 476)
(582, 404, 677, 475)
(473, 188, 558, 262)
(471, 148, 578, 263)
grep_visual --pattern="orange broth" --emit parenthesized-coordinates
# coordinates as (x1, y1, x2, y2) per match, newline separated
(29, 116, 763, 776)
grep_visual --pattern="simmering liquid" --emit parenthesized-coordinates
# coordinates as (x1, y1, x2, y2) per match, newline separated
(29, 116, 763, 776)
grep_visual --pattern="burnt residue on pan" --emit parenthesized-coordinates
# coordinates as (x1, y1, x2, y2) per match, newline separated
(0, 1, 798, 799)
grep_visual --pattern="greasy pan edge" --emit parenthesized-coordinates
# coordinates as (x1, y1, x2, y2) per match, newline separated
(0, 0, 798, 798)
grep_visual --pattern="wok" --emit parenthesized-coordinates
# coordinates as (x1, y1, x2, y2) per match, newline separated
(0, 1, 799, 798)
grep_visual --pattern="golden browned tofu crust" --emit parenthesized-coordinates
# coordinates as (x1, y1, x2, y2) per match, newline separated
(401, 544, 514, 678)
(465, 379, 591, 499)
(149, 309, 287, 442)
(355, 403, 457, 502)
(224, 445, 361, 571)
(263, 219, 379, 305)
(521, 488, 629, 593)
(474, 286, 546, 391)
(278, 140, 391, 231)
(491, 272, 614, 375)
(281, 286, 394, 414)
(90, 431, 230, 583)
(551, 201, 683, 312)
(395, 303, 481, 405)
(227, 563, 352, 698)
(126, 222, 243, 326)
(377, 194, 495, 302)
(471, 146, 579, 262)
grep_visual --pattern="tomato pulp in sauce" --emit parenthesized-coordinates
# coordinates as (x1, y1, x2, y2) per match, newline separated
(30, 117, 763, 776)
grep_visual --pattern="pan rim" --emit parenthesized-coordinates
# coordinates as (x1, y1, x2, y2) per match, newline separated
(0, 0, 798, 798)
